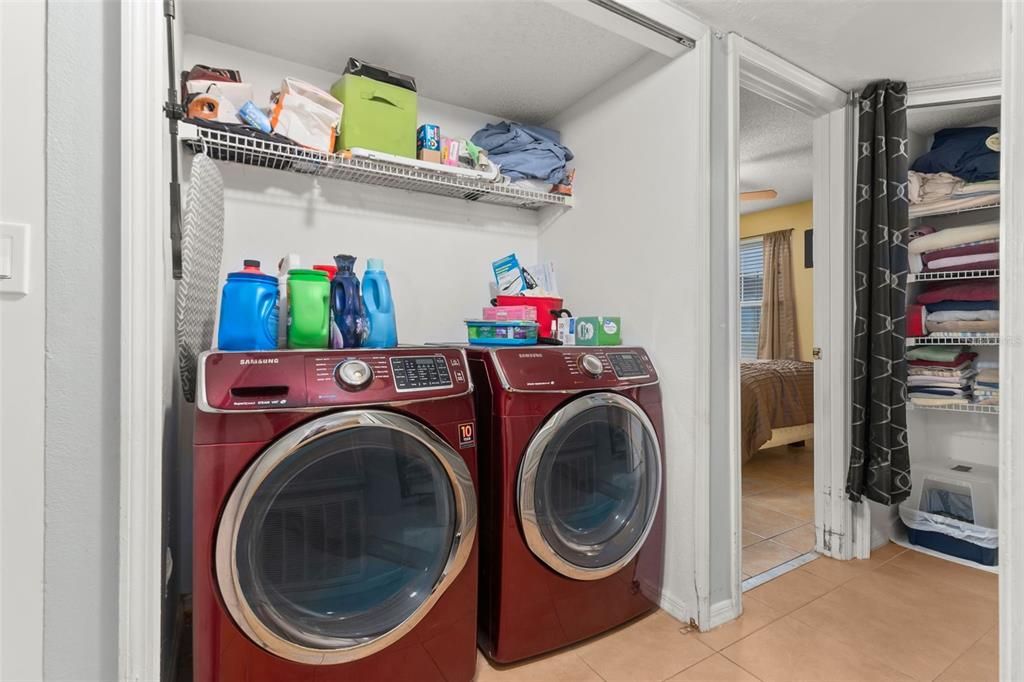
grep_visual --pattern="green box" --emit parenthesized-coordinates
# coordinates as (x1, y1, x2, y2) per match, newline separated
(574, 316, 622, 346)
(331, 73, 417, 158)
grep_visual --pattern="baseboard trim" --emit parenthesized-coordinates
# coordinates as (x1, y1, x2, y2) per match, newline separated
(708, 596, 741, 630)
(655, 585, 694, 625)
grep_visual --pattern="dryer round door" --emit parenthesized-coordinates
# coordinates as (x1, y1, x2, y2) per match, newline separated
(215, 410, 477, 665)
(518, 392, 661, 580)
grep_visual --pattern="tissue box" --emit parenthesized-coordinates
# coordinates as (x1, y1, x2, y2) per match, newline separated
(574, 316, 621, 346)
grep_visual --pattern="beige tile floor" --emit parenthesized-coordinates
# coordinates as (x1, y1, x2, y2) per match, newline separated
(742, 444, 816, 579)
(475, 544, 999, 681)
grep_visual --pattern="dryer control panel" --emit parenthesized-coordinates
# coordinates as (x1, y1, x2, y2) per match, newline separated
(487, 346, 657, 392)
(199, 348, 471, 412)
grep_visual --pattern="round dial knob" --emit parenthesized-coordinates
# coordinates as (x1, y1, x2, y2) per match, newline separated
(579, 354, 604, 378)
(335, 359, 374, 391)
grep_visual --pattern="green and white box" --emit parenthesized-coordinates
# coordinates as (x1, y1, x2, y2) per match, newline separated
(574, 316, 621, 346)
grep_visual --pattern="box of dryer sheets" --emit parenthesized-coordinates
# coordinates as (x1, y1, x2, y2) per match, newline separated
(574, 316, 621, 346)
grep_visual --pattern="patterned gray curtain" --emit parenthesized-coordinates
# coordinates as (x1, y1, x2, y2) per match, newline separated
(847, 80, 912, 505)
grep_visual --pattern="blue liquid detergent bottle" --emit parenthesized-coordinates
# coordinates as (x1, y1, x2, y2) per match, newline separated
(217, 260, 279, 351)
(330, 254, 367, 349)
(362, 258, 398, 348)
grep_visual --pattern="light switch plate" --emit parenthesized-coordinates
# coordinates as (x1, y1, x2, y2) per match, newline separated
(0, 222, 30, 295)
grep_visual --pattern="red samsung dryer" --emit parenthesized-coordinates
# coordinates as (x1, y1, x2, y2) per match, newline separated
(467, 346, 666, 663)
(193, 348, 479, 682)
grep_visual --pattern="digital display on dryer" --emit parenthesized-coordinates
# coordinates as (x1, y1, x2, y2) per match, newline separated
(390, 356, 453, 391)
(608, 352, 649, 379)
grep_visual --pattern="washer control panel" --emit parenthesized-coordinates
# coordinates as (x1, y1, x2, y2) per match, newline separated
(390, 355, 453, 392)
(199, 348, 470, 411)
(607, 351, 650, 379)
(486, 346, 657, 392)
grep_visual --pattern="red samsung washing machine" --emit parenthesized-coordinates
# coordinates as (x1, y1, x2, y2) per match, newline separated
(467, 346, 665, 663)
(193, 348, 478, 682)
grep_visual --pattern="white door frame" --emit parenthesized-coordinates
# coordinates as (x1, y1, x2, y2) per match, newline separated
(119, 0, 167, 680)
(0, 1, 46, 678)
(700, 33, 857, 629)
(1000, 0, 1022, 678)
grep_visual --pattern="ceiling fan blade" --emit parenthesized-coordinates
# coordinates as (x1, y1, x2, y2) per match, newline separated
(740, 189, 779, 201)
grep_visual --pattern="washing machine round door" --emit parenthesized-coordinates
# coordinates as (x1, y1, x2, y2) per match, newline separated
(215, 410, 476, 664)
(518, 392, 661, 580)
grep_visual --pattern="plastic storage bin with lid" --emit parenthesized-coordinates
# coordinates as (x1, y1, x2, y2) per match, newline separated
(331, 58, 417, 158)
(898, 458, 998, 566)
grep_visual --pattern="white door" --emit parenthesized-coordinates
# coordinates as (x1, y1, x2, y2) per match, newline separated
(704, 32, 858, 628)
(0, 0, 46, 678)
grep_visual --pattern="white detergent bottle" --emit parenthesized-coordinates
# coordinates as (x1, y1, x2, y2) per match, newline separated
(277, 253, 300, 347)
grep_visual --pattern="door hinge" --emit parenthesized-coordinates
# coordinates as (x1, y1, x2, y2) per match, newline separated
(812, 347, 822, 360)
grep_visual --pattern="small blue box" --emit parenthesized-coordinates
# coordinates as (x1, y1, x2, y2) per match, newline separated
(417, 124, 441, 152)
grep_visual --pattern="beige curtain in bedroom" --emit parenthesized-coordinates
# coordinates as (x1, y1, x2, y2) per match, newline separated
(757, 229, 798, 360)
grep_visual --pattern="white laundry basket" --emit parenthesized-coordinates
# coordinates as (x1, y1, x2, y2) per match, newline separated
(898, 459, 998, 566)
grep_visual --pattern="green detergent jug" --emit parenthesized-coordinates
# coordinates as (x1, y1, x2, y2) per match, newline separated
(287, 269, 330, 349)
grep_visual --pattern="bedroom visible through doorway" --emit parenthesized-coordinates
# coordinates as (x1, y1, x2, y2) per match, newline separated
(738, 88, 817, 587)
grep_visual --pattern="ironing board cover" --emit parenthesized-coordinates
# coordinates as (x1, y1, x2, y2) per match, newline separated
(176, 153, 224, 402)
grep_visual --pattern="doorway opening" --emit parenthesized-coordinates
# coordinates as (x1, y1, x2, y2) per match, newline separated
(737, 87, 817, 588)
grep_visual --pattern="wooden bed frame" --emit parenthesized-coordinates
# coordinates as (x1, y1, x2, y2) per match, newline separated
(760, 422, 814, 449)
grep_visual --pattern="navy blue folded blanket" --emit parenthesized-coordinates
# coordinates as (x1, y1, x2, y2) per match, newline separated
(911, 126, 999, 182)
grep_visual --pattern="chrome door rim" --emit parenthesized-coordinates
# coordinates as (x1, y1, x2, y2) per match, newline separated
(517, 392, 662, 581)
(215, 410, 477, 665)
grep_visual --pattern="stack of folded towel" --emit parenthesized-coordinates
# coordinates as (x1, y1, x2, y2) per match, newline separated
(906, 346, 978, 406)
(909, 127, 1000, 217)
(907, 279, 999, 337)
(975, 362, 999, 405)
(906, 223, 1000, 275)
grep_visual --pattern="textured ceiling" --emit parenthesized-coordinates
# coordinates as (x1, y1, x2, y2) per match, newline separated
(671, 0, 1001, 91)
(739, 88, 812, 214)
(183, 0, 650, 124)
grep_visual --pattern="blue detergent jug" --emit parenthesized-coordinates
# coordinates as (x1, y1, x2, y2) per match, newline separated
(330, 254, 367, 349)
(217, 260, 279, 351)
(362, 258, 398, 348)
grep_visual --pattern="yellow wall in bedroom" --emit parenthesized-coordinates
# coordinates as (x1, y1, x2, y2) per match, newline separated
(740, 200, 814, 362)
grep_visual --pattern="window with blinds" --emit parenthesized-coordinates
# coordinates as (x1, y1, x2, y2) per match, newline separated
(739, 237, 764, 360)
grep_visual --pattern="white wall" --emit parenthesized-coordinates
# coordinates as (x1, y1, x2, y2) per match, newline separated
(44, 0, 121, 679)
(0, 1, 46, 679)
(541, 49, 706, 620)
(184, 35, 539, 344)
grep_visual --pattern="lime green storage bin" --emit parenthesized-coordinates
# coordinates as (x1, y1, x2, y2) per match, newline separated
(331, 73, 417, 158)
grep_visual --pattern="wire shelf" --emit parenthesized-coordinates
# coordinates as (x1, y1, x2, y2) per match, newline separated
(907, 269, 999, 283)
(909, 201, 1000, 219)
(180, 123, 574, 212)
(909, 402, 999, 415)
(906, 334, 1000, 346)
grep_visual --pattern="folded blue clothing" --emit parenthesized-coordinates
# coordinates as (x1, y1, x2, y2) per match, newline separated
(926, 299, 999, 313)
(911, 127, 999, 183)
(977, 380, 999, 389)
(471, 121, 574, 183)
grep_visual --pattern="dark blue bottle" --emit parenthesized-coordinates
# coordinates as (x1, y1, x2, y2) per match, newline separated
(330, 254, 367, 348)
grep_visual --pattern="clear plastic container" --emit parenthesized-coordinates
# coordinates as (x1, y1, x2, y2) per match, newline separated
(466, 320, 539, 346)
